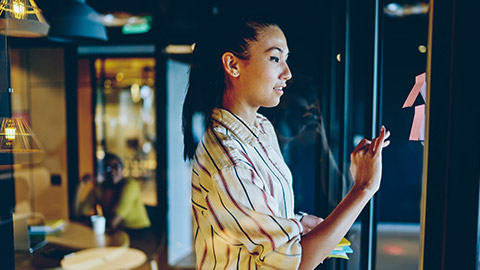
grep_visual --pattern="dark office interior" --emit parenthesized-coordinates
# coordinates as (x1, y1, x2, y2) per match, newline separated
(1, 0, 479, 269)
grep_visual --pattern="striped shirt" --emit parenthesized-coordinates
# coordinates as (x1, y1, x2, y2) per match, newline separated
(191, 108, 304, 270)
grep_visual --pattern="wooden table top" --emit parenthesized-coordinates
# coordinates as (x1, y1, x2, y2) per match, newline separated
(46, 221, 129, 250)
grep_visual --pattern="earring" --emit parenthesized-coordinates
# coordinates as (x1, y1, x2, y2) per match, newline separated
(232, 71, 239, 77)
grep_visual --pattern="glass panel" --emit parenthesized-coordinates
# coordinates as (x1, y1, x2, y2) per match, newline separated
(376, 2, 429, 269)
(94, 57, 157, 207)
(9, 48, 69, 253)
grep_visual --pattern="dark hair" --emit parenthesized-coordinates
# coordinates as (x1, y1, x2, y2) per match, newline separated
(102, 152, 123, 167)
(182, 17, 278, 160)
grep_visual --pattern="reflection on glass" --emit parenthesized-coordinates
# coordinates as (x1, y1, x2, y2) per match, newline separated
(375, 5, 428, 269)
(262, 72, 360, 266)
(94, 58, 157, 206)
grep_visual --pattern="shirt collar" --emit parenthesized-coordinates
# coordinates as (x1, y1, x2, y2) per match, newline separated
(211, 108, 260, 146)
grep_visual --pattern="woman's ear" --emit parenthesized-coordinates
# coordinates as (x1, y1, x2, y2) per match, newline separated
(222, 52, 240, 78)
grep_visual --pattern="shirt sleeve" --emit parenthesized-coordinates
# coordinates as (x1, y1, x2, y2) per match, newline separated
(202, 164, 303, 269)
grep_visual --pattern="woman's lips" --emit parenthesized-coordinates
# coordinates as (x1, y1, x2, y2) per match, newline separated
(274, 86, 285, 95)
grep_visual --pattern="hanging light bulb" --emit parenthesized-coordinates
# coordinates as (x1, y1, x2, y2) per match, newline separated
(12, 0, 26, 19)
(4, 118, 16, 143)
(12, 0, 27, 19)
(0, 0, 50, 37)
(0, 117, 43, 154)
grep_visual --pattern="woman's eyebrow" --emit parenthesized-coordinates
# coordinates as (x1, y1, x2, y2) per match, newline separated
(265, 46, 290, 56)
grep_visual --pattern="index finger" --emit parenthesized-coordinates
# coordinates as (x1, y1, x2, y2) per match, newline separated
(372, 126, 386, 153)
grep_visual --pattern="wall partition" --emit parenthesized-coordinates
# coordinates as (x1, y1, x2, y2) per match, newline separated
(0, 26, 14, 270)
(421, 0, 480, 269)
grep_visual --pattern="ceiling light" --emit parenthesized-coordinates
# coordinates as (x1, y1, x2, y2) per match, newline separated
(0, 117, 44, 164)
(164, 44, 195, 54)
(0, 0, 50, 37)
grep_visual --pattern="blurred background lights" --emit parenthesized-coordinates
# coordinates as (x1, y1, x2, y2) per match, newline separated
(116, 72, 124, 81)
(164, 44, 194, 54)
(142, 142, 152, 153)
(418, 45, 427, 53)
(386, 3, 401, 13)
(140, 85, 152, 99)
(103, 14, 115, 24)
(96, 149, 105, 160)
(104, 79, 112, 88)
(384, 2, 428, 17)
(353, 135, 364, 147)
(131, 83, 141, 103)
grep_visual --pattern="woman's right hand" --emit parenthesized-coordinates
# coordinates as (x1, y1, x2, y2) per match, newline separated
(349, 126, 390, 194)
(300, 215, 324, 235)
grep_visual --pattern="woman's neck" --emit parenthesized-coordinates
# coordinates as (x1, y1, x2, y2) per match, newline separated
(222, 91, 258, 126)
(222, 102, 258, 127)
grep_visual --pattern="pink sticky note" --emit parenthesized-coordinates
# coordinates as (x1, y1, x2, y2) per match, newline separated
(419, 107, 425, 141)
(403, 73, 426, 108)
(409, 104, 425, 141)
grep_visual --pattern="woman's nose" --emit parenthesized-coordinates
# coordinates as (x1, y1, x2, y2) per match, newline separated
(281, 63, 292, 81)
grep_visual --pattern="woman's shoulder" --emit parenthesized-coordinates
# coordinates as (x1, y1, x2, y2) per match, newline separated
(256, 113, 276, 135)
(121, 178, 141, 192)
(195, 130, 249, 172)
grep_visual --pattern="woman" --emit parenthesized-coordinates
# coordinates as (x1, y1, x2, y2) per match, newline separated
(183, 18, 390, 270)
(97, 153, 156, 254)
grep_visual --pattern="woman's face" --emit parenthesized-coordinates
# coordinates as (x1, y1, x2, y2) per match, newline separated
(105, 159, 123, 185)
(233, 26, 292, 109)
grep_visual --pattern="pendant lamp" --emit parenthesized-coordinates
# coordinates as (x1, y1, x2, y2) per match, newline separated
(0, 0, 50, 37)
(47, 0, 107, 42)
(0, 117, 44, 164)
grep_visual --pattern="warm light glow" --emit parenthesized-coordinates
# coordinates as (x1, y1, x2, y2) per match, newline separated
(0, 0, 50, 38)
(12, 0, 26, 19)
(418, 45, 427, 53)
(116, 72, 124, 81)
(164, 44, 194, 54)
(96, 149, 105, 160)
(5, 127, 16, 141)
(104, 79, 112, 88)
(0, 117, 44, 159)
(131, 83, 141, 103)
(336, 53, 342, 62)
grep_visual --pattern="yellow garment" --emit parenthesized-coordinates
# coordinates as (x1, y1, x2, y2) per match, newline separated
(105, 179, 151, 229)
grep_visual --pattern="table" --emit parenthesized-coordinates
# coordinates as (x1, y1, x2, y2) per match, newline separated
(14, 221, 148, 270)
(60, 247, 146, 270)
(46, 221, 129, 249)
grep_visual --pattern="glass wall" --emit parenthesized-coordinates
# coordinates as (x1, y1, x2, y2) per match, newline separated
(376, 2, 428, 270)
(93, 57, 157, 207)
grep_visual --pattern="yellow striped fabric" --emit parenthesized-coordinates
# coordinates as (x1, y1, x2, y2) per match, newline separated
(191, 108, 304, 270)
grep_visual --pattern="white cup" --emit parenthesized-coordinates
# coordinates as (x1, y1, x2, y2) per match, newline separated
(90, 215, 106, 235)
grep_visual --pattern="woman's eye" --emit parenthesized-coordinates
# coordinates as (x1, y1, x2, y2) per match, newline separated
(270, 56, 280, 63)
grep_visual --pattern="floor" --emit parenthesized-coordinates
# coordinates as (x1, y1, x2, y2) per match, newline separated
(16, 223, 420, 269)
(376, 224, 420, 270)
